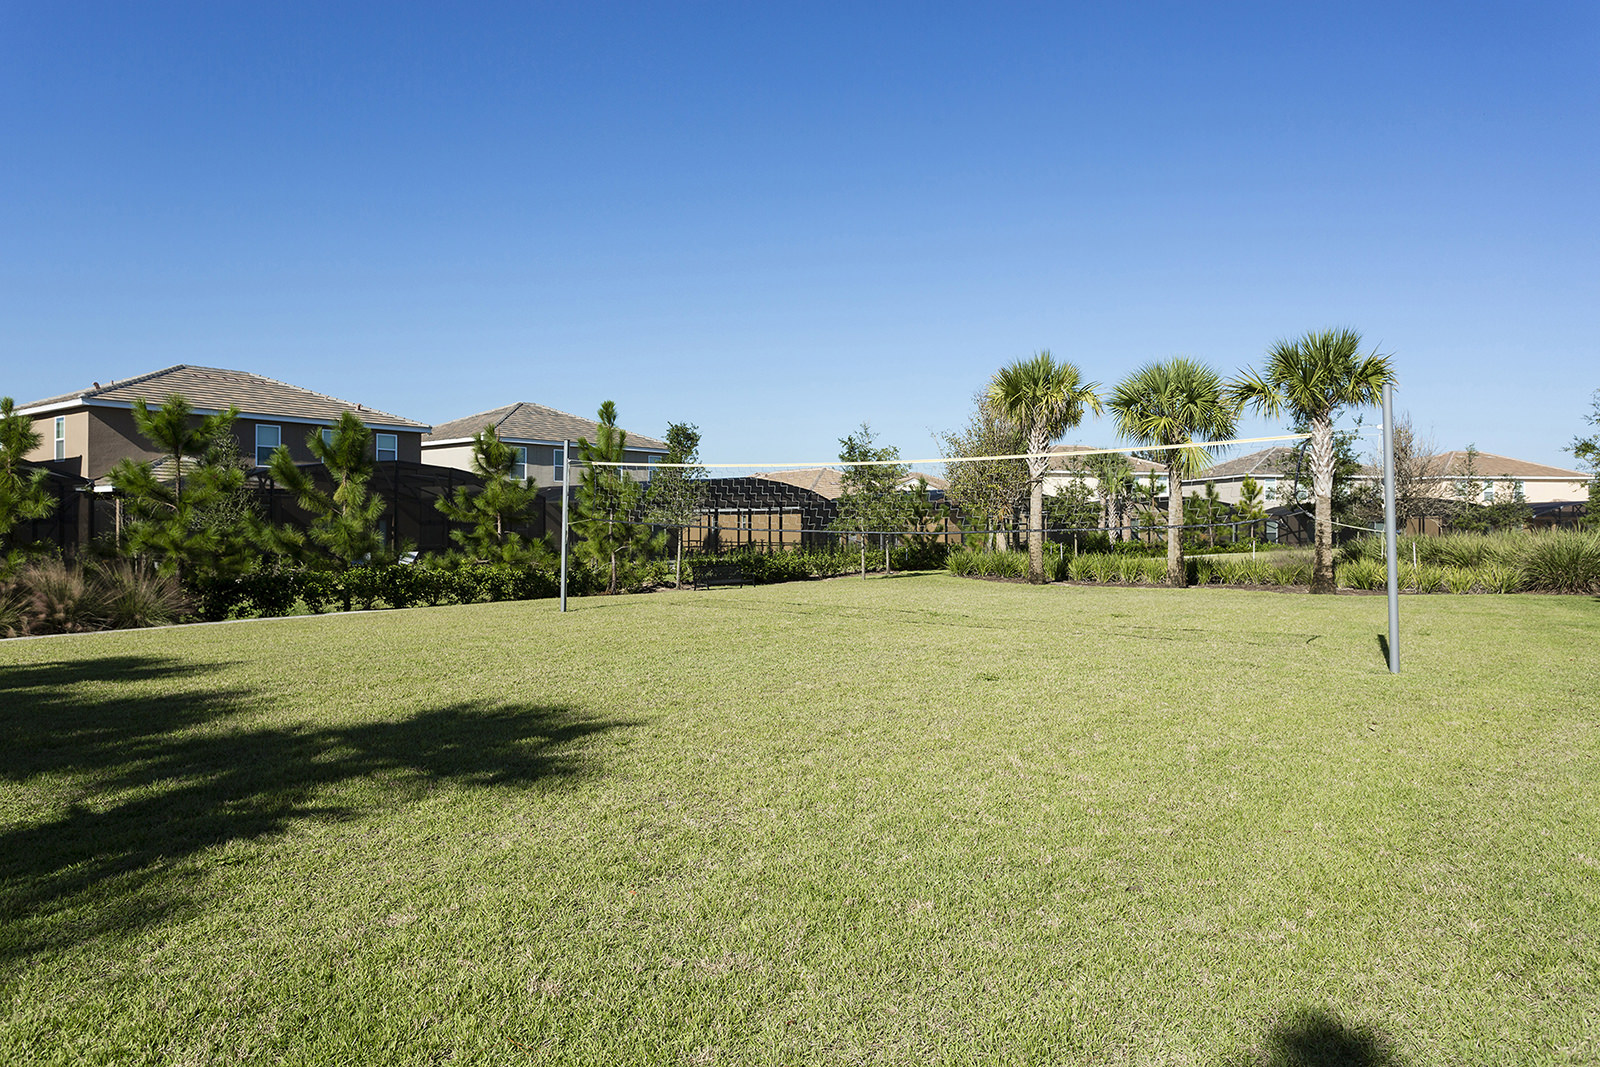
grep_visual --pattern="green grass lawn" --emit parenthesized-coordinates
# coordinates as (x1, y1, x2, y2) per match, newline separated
(2, 575, 1596, 1065)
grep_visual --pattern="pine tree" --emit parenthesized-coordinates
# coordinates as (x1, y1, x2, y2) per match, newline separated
(0, 397, 57, 573)
(106, 395, 261, 584)
(436, 425, 549, 564)
(268, 411, 389, 581)
(572, 402, 666, 594)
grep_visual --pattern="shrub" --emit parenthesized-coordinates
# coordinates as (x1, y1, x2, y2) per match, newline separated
(1090, 554, 1120, 584)
(1272, 558, 1312, 587)
(1409, 565, 1446, 593)
(1066, 555, 1096, 582)
(0, 582, 26, 637)
(1519, 531, 1600, 594)
(943, 549, 1026, 580)
(19, 559, 110, 634)
(1478, 561, 1522, 594)
(1337, 559, 1385, 591)
(892, 540, 950, 571)
(92, 561, 188, 628)
(1442, 566, 1478, 595)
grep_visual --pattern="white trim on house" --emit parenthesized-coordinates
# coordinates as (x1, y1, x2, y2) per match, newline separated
(17, 396, 429, 434)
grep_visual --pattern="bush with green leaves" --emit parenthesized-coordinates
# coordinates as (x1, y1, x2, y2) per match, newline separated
(685, 547, 861, 586)
(945, 548, 1027, 580)
(1519, 531, 1600, 594)
(1337, 558, 1385, 591)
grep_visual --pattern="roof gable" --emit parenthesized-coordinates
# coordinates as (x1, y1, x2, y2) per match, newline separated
(425, 402, 668, 451)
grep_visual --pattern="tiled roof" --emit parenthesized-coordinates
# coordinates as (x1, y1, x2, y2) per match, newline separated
(426, 402, 667, 451)
(17, 365, 427, 430)
(1047, 447, 1164, 474)
(1354, 450, 1586, 480)
(1202, 446, 1302, 479)
(756, 467, 844, 500)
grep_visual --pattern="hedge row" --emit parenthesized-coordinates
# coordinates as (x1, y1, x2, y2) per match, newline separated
(189, 562, 593, 621)
(949, 538, 1600, 594)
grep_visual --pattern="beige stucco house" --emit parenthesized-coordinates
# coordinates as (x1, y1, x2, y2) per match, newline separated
(422, 402, 669, 487)
(17, 364, 429, 479)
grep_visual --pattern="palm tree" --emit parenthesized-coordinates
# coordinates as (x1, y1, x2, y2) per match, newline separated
(1083, 450, 1135, 542)
(1108, 358, 1238, 586)
(986, 352, 1102, 583)
(1229, 328, 1394, 593)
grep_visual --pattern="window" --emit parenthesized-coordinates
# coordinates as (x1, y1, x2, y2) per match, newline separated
(1483, 484, 1496, 503)
(553, 447, 565, 485)
(646, 454, 662, 480)
(255, 424, 281, 466)
(321, 427, 335, 447)
(511, 446, 528, 482)
(375, 433, 398, 462)
(53, 416, 65, 461)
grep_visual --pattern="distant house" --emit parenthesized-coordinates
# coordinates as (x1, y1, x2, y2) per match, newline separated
(14, 365, 438, 553)
(423, 402, 668, 488)
(1189, 446, 1302, 507)
(16, 364, 430, 479)
(1351, 450, 1588, 506)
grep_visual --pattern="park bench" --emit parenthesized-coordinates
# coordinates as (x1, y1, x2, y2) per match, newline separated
(692, 562, 746, 590)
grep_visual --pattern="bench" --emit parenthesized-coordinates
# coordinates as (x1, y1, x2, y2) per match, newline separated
(692, 562, 746, 590)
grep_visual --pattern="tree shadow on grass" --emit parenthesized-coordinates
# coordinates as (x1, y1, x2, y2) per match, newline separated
(0, 655, 629, 966)
(1232, 1008, 1406, 1067)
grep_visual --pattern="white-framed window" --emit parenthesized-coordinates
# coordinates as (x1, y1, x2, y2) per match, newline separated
(255, 424, 281, 466)
(553, 447, 565, 485)
(645, 454, 662, 481)
(511, 446, 528, 482)
(321, 427, 335, 447)
(53, 416, 65, 461)
(1483, 484, 1496, 503)
(375, 433, 398, 462)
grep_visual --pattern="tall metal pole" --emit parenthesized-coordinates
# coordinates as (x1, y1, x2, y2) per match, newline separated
(559, 439, 570, 613)
(1382, 381, 1400, 674)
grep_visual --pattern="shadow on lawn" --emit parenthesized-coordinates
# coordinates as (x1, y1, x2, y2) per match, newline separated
(1234, 1008, 1405, 1067)
(0, 655, 627, 965)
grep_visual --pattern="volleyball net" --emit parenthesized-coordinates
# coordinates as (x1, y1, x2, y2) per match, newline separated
(566, 429, 1385, 558)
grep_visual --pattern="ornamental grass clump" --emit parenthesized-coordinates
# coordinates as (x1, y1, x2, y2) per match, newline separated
(1478, 561, 1523, 594)
(1337, 558, 1385, 591)
(1519, 530, 1600, 593)
(91, 561, 188, 629)
(1272, 557, 1313, 587)
(19, 559, 111, 634)
(1066, 555, 1096, 583)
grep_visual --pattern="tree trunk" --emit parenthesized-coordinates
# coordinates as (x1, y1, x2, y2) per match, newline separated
(1310, 417, 1336, 593)
(1027, 477, 1045, 584)
(675, 532, 684, 589)
(1166, 462, 1185, 587)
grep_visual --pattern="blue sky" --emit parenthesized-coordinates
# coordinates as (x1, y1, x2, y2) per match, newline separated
(3, 2, 1595, 469)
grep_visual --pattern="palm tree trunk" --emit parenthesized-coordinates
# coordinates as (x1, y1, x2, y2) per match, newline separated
(1310, 417, 1336, 593)
(1028, 477, 1045, 583)
(1166, 462, 1185, 586)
